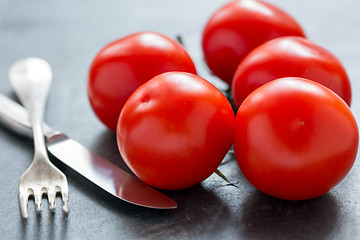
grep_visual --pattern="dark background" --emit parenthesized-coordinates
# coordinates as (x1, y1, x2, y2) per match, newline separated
(0, 0, 359, 239)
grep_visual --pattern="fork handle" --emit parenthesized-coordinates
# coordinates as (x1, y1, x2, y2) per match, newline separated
(9, 58, 52, 162)
(31, 110, 48, 160)
(20, 87, 50, 162)
(14, 84, 50, 161)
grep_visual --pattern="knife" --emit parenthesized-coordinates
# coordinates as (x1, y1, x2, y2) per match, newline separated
(0, 93, 177, 209)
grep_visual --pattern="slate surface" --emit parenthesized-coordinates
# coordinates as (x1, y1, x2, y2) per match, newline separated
(0, 0, 359, 239)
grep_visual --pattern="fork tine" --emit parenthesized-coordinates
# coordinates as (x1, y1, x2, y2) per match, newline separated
(47, 188, 56, 210)
(34, 190, 43, 212)
(61, 190, 69, 213)
(19, 190, 29, 219)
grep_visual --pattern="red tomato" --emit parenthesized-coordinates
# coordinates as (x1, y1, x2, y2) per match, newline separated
(88, 31, 197, 131)
(202, 0, 305, 86)
(234, 77, 359, 200)
(117, 72, 235, 190)
(232, 36, 352, 107)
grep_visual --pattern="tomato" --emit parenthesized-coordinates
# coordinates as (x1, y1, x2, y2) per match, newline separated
(117, 72, 235, 190)
(233, 77, 359, 200)
(232, 36, 352, 107)
(88, 31, 197, 131)
(202, 0, 305, 86)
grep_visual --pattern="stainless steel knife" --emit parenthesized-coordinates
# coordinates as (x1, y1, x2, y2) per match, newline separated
(0, 93, 177, 209)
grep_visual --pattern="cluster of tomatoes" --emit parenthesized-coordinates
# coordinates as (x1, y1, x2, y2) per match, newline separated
(87, 0, 359, 201)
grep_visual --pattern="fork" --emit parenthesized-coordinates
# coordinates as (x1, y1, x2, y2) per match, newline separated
(9, 58, 69, 218)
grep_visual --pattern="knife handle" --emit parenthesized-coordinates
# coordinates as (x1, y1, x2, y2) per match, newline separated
(0, 93, 53, 138)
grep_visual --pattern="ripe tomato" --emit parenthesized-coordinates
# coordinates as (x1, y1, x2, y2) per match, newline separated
(88, 31, 197, 131)
(117, 72, 235, 190)
(202, 0, 305, 86)
(232, 36, 352, 107)
(234, 77, 359, 200)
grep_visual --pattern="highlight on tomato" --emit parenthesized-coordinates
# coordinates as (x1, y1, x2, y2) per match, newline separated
(233, 77, 359, 201)
(202, 0, 305, 87)
(88, 31, 197, 131)
(117, 72, 235, 190)
(232, 36, 352, 107)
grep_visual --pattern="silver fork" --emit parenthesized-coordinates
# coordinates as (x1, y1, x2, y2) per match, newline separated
(9, 58, 69, 218)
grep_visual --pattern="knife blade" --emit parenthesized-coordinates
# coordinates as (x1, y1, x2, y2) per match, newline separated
(0, 93, 177, 209)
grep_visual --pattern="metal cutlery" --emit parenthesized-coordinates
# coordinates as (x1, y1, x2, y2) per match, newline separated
(9, 58, 69, 218)
(0, 88, 177, 210)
